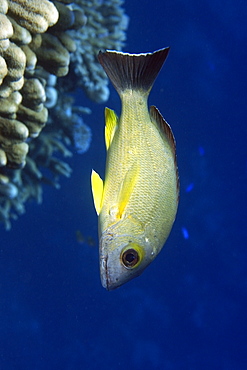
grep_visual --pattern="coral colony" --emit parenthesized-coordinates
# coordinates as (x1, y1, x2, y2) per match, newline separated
(0, 0, 128, 228)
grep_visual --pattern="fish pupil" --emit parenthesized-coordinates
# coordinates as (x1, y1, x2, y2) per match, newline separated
(122, 248, 139, 268)
(126, 253, 135, 263)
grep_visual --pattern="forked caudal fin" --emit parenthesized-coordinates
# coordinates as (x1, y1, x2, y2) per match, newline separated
(98, 47, 170, 95)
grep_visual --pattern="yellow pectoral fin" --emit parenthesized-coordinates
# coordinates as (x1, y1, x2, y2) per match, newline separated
(91, 170, 104, 215)
(105, 107, 118, 150)
(117, 163, 139, 219)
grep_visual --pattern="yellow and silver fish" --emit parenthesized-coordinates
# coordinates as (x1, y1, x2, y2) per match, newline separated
(91, 47, 179, 290)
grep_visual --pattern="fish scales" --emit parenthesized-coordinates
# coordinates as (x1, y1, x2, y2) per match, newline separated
(92, 48, 179, 290)
(103, 92, 174, 231)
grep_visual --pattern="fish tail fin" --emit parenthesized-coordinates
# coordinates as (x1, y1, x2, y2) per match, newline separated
(98, 47, 170, 95)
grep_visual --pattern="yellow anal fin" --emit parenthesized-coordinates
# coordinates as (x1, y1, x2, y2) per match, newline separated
(117, 163, 139, 219)
(91, 170, 104, 215)
(105, 107, 118, 150)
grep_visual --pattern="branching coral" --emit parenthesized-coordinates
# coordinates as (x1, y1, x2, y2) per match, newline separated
(0, 0, 128, 229)
(68, 0, 129, 103)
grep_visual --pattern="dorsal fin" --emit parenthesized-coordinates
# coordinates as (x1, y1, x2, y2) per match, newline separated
(98, 48, 170, 96)
(150, 105, 176, 156)
(150, 105, 180, 198)
(104, 107, 118, 150)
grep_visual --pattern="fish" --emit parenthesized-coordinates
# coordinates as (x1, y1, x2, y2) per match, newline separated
(91, 47, 179, 290)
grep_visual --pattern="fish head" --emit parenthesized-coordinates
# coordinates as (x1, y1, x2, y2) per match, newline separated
(99, 231, 155, 290)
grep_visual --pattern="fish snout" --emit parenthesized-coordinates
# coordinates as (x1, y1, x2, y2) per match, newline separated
(99, 240, 147, 290)
(100, 252, 123, 291)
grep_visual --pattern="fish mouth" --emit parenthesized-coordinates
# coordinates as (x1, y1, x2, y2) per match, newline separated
(100, 253, 122, 291)
(100, 254, 110, 290)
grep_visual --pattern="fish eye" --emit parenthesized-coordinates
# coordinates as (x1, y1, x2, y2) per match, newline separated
(121, 248, 139, 268)
(121, 243, 144, 269)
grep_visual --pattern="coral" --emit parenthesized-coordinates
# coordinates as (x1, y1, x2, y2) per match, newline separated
(0, 116, 29, 168)
(7, 0, 59, 34)
(68, 0, 129, 103)
(0, 0, 128, 229)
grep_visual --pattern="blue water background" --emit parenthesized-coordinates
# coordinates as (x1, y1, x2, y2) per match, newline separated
(1, 0, 246, 368)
